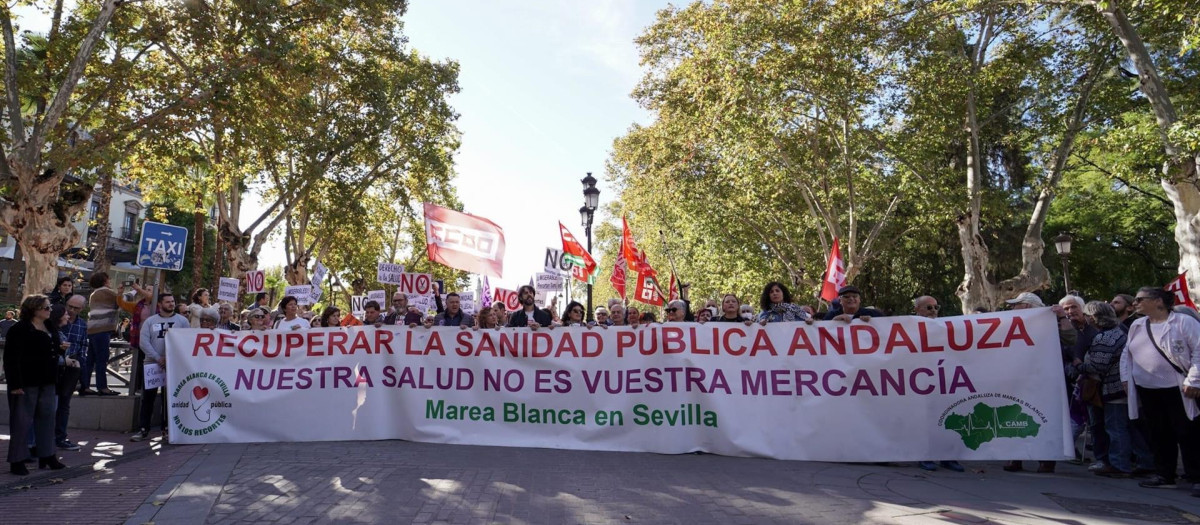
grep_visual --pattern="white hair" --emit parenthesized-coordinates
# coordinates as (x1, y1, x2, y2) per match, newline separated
(1058, 295, 1085, 310)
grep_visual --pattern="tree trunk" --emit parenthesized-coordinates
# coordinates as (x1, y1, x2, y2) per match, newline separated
(284, 255, 309, 285)
(219, 219, 256, 281)
(0, 166, 89, 295)
(1092, 0, 1200, 297)
(91, 169, 114, 272)
(192, 205, 205, 292)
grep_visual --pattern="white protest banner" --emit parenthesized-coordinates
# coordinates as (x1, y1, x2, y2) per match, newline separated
(493, 288, 521, 312)
(544, 247, 571, 275)
(351, 296, 367, 317)
(310, 284, 324, 304)
(165, 309, 1070, 462)
(535, 272, 564, 292)
(217, 277, 240, 303)
(144, 363, 165, 390)
(377, 263, 406, 285)
(368, 290, 387, 308)
(397, 272, 435, 295)
(311, 263, 328, 288)
(284, 285, 313, 305)
(245, 270, 266, 294)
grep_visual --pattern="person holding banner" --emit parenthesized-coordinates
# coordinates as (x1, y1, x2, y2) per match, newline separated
(491, 302, 509, 327)
(558, 301, 587, 327)
(822, 286, 880, 323)
(506, 286, 551, 328)
(385, 293, 422, 327)
(274, 297, 308, 331)
(1122, 287, 1200, 491)
(665, 300, 688, 323)
(133, 294, 190, 443)
(626, 306, 641, 327)
(594, 307, 610, 326)
(433, 293, 473, 328)
(245, 308, 269, 331)
(5, 295, 67, 475)
(609, 304, 626, 326)
(475, 307, 500, 330)
(363, 301, 385, 327)
(319, 307, 343, 328)
(758, 282, 812, 323)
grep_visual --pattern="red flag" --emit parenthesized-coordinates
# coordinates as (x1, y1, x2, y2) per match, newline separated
(668, 272, 680, 302)
(423, 202, 506, 278)
(559, 222, 597, 284)
(819, 238, 846, 302)
(633, 271, 664, 306)
(1165, 272, 1197, 309)
(611, 257, 627, 299)
(621, 216, 656, 277)
(493, 287, 521, 312)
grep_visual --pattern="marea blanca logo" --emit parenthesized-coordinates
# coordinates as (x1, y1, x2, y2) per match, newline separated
(938, 393, 1046, 450)
(173, 372, 233, 437)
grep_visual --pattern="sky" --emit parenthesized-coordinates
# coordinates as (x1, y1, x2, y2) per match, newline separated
(15, 1, 676, 291)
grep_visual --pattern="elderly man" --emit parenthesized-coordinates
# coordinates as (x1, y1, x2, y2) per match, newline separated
(1061, 295, 1108, 472)
(55, 295, 88, 451)
(385, 292, 422, 326)
(217, 303, 240, 331)
(825, 286, 884, 322)
(609, 303, 626, 326)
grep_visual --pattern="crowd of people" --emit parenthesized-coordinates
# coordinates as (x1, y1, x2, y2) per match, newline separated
(4, 276, 1199, 499)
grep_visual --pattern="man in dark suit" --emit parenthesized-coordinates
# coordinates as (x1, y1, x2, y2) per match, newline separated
(506, 285, 552, 328)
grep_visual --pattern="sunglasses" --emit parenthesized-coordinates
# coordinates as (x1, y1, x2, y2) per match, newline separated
(39, 305, 51, 311)
(570, 308, 583, 314)
(1134, 296, 1154, 303)
(665, 307, 678, 312)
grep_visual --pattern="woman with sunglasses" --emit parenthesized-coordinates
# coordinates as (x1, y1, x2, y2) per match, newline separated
(560, 301, 587, 327)
(246, 308, 270, 331)
(4, 295, 68, 475)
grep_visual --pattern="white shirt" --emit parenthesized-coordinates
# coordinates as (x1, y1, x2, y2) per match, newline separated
(1122, 312, 1200, 420)
(274, 317, 309, 331)
(1126, 318, 1187, 388)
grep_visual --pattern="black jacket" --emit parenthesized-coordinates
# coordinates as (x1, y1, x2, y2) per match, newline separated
(3, 319, 63, 388)
(507, 308, 552, 327)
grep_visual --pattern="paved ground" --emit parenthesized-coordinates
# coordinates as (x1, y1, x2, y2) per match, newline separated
(2, 427, 1200, 525)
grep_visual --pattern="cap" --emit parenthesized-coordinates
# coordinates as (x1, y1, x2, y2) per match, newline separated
(837, 285, 861, 296)
(1005, 292, 1044, 307)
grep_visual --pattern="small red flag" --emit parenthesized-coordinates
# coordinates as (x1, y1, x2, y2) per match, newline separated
(633, 271, 664, 306)
(611, 258, 627, 299)
(820, 238, 846, 302)
(1165, 272, 1197, 309)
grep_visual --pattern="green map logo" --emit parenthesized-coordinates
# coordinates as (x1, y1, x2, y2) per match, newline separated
(944, 402, 1040, 450)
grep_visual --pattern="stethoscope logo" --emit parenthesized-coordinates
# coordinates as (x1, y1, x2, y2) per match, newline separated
(191, 385, 213, 422)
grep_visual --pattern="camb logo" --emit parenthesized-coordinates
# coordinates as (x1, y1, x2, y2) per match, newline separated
(938, 393, 1046, 450)
(172, 372, 233, 437)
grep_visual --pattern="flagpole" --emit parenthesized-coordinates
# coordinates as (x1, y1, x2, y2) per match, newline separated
(658, 229, 683, 286)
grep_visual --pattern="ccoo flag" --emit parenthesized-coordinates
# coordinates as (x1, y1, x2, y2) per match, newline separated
(559, 222, 597, 284)
(423, 203, 506, 278)
(820, 238, 846, 302)
(1165, 271, 1197, 310)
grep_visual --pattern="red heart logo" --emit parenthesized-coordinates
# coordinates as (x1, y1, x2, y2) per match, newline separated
(193, 386, 209, 400)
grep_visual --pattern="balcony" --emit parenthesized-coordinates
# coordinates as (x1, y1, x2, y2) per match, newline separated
(120, 226, 136, 240)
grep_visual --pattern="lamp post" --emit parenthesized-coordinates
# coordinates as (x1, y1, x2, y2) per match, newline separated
(580, 172, 600, 322)
(1053, 233, 1072, 293)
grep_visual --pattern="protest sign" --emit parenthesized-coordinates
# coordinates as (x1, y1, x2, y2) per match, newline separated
(458, 291, 476, 315)
(217, 277, 240, 303)
(494, 288, 521, 312)
(144, 363, 165, 390)
(397, 272, 434, 295)
(285, 285, 313, 305)
(165, 309, 1071, 462)
(409, 294, 434, 314)
(536, 272, 564, 292)
(311, 263, 328, 289)
(351, 296, 367, 317)
(368, 290, 386, 308)
(544, 247, 571, 274)
(245, 270, 266, 294)
(377, 263, 406, 285)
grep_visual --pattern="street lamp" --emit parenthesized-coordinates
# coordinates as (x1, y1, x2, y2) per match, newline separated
(580, 172, 599, 322)
(1053, 233, 1072, 293)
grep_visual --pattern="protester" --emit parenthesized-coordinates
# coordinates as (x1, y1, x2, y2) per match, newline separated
(83, 272, 122, 396)
(640, 311, 657, 324)
(491, 302, 509, 327)
(422, 314, 436, 328)
(199, 308, 219, 329)
(47, 277, 73, 306)
(1071, 301, 1153, 478)
(475, 307, 500, 330)
(758, 282, 811, 323)
(913, 296, 940, 319)
(245, 308, 269, 331)
(385, 292, 422, 326)
(559, 301, 587, 327)
(824, 286, 882, 323)
(5, 294, 67, 475)
(319, 306, 342, 328)
(274, 296, 308, 331)
(434, 293, 474, 327)
(1061, 294, 1107, 471)
(626, 306, 641, 327)
(0, 310, 16, 338)
(507, 285, 551, 328)
(252, 293, 270, 312)
(711, 295, 746, 325)
(363, 301, 385, 327)
(217, 303, 240, 331)
(1004, 291, 1075, 473)
(696, 307, 713, 323)
(1111, 294, 1137, 329)
(187, 288, 212, 327)
(126, 282, 154, 395)
(56, 296, 87, 452)
(594, 307, 610, 326)
(665, 300, 688, 323)
(133, 294, 190, 443)
(1121, 287, 1200, 491)
(739, 304, 754, 320)
(609, 303, 626, 326)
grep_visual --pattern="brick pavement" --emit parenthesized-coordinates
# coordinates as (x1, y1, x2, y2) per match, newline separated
(117, 438, 1200, 525)
(0, 425, 200, 525)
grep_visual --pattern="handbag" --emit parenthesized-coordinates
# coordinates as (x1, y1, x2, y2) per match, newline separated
(56, 364, 81, 398)
(1079, 376, 1103, 407)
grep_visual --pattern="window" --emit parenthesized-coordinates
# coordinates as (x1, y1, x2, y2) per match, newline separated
(122, 212, 137, 240)
(89, 201, 99, 220)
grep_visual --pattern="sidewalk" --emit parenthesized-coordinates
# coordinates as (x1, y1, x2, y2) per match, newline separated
(0, 425, 201, 524)
(3, 428, 1200, 524)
